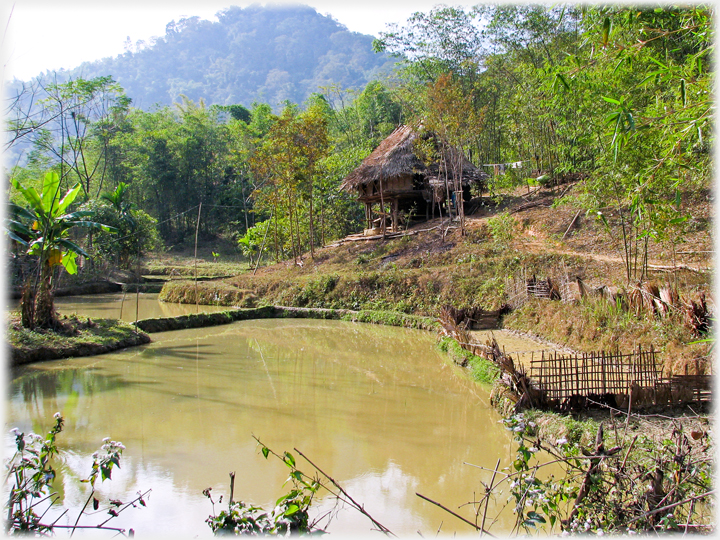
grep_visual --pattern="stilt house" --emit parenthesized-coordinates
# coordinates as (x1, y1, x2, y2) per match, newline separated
(340, 125, 486, 234)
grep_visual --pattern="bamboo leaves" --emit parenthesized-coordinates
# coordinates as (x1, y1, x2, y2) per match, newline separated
(602, 96, 635, 161)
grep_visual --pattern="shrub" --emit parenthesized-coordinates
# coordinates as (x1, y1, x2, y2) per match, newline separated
(487, 212, 518, 249)
(5, 413, 148, 535)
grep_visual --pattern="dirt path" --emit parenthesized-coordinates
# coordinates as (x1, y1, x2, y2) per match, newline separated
(464, 214, 712, 274)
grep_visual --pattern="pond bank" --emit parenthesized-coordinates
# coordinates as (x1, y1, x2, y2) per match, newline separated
(134, 305, 439, 333)
(8, 315, 150, 367)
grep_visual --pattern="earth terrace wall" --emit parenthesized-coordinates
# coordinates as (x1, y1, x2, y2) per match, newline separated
(134, 305, 439, 333)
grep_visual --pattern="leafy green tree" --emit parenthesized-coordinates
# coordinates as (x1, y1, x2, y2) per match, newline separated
(571, 6, 712, 281)
(7, 172, 114, 328)
(374, 6, 485, 83)
(16, 76, 132, 198)
(82, 182, 162, 268)
(250, 101, 329, 263)
(421, 72, 485, 235)
(237, 220, 272, 268)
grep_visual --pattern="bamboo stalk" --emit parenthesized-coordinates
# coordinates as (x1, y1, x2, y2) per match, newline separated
(194, 202, 202, 313)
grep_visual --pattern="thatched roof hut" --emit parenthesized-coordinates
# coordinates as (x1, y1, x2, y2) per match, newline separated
(340, 125, 486, 233)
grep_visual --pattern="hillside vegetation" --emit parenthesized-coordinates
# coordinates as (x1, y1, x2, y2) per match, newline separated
(9, 4, 395, 109)
(151, 180, 712, 378)
(7, 5, 713, 371)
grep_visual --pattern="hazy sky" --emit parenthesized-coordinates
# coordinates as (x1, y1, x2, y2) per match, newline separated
(1, 0, 480, 83)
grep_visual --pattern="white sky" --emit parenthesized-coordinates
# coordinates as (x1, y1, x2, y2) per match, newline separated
(1, 0, 480, 83)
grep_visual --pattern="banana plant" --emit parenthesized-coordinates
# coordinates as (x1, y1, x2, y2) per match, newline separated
(100, 182, 136, 230)
(6, 171, 116, 327)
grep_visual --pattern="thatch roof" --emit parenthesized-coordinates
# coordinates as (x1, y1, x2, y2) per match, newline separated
(340, 125, 420, 191)
(340, 125, 485, 192)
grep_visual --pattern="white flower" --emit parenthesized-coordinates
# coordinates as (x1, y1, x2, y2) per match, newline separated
(92, 452, 99, 459)
(556, 437, 568, 446)
(9, 428, 21, 437)
(53, 412, 62, 420)
(596, 530, 604, 536)
(102, 437, 111, 443)
(529, 446, 538, 453)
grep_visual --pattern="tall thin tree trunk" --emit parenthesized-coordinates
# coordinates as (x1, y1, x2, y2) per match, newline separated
(288, 193, 297, 263)
(273, 203, 279, 263)
(320, 197, 325, 247)
(309, 183, 314, 258)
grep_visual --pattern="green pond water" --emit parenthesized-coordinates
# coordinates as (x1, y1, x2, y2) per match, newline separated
(6, 296, 527, 537)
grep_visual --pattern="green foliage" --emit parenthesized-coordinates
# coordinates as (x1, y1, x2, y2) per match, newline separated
(487, 212, 517, 249)
(238, 220, 272, 267)
(84, 189, 162, 268)
(497, 413, 714, 534)
(376, 6, 484, 81)
(250, 100, 331, 261)
(7, 172, 115, 327)
(7, 76, 131, 200)
(5, 414, 148, 535)
(205, 445, 321, 535)
(437, 337, 500, 383)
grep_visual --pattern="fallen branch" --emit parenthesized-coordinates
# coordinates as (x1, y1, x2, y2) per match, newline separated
(509, 199, 553, 214)
(293, 447, 395, 536)
(561, 210, 582, 240)
(626, 490, 715, 524)
(647, 263, 710, 274)
(415, 492, 496, 537)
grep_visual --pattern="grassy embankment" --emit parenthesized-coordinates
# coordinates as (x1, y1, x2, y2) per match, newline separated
(7, 313, 150, 366)
(152, 184, 712, 379)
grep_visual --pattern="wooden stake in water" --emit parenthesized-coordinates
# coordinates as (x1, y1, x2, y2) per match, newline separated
(194, 203, 202, 313)
(135, 243, 140, 331)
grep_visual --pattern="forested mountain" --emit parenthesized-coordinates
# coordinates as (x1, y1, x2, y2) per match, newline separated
(26, 4, 397, 109)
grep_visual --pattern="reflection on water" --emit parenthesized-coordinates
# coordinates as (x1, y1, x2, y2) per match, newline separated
(8, 293, 230, 323)
(58, 293, 230, 322)
(7, 319, 523, 537)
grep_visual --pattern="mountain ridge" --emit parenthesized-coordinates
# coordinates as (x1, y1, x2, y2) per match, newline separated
(13, 4, 397, 109)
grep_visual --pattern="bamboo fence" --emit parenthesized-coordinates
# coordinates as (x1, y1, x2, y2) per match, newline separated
(529, 346, 661, 402)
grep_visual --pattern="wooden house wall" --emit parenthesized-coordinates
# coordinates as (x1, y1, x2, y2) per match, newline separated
(358, 174, 415, 201)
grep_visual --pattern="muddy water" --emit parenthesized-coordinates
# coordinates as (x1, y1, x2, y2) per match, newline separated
(8, 292, 230, 322)
(6, 318, 528, 537)
(57, 292, 230, 322)
(471, 329, 568, 368)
